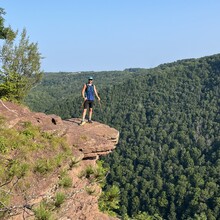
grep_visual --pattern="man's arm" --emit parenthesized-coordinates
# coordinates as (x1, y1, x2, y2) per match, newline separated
(94, 85, 100, 101)
(82, 84, 87, 100)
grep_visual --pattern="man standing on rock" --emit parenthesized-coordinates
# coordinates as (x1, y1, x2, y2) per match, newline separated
(80, 76, 100, 125)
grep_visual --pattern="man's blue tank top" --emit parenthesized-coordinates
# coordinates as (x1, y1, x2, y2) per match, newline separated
(85, 84, 94, 101)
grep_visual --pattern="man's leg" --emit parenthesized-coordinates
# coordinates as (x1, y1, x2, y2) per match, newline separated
(80, 101, 88, 125)
(82, 108, 87, 121)
(89, 108, 93, 121)
(80, 108, 87, 125)
(88, 101, 94, 123)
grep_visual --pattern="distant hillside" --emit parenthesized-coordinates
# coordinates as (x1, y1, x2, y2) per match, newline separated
(25, 54, 220, 219)
(25, 70, 136, 115)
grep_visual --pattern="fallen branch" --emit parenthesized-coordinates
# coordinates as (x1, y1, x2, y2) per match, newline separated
(0, 100, 18, 115)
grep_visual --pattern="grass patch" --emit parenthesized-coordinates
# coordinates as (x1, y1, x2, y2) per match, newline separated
(0, 136, 7, 153)
(79, 165, 95, 179)
(58, 176, 72, 188)
(69, 156, 80, 169)
(0, 120, 74, 217)
(34, 201, 53, 220)
(7, 160, 29, 179)
(80, 135, 88, 141)
(54, 192, 66, 208)
(79, 161, 108, 184)
(0, 191, 11, 218)
(85, 186, 96, 195)
(0, 115, 5, 127)
(20, 121, 41, 139)
(34, 159, 54, 174)
(33, 152, 71, 175)
(58, 170, 72, 188)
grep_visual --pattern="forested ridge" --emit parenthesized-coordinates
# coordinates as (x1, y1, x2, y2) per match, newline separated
(25, 54, 220, 219)
(25, 70, 135, 115)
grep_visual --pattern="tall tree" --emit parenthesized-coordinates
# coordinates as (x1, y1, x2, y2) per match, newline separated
(0, 28, 43, 102)
(0, 8, 15, 40)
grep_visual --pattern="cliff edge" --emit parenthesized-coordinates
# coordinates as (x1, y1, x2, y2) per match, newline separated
(0, 101, 119, 220)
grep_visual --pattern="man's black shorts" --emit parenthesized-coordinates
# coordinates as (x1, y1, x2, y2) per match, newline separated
(83, 100, 94, 109)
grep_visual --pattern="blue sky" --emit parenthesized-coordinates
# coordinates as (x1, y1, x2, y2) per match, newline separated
(1, 0, 220, 72)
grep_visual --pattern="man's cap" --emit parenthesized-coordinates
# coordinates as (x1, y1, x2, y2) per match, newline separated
(88, 76, 93, 80)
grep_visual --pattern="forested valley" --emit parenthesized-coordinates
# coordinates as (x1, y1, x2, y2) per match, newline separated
(25, 54, 220, 219)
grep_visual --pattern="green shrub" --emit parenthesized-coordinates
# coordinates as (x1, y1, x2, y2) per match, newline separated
(131, 212, 163, 220)
(58, 171, 72, 188)
(69, 156, 80, 169)
(0, 191, 11, 218)
(58, 175, 72, 188)
(41, 132, 53, 140)
(94, 160, 109, 184)
(54, 192, 66, 207)
(34, 159, 53, 174)
(79, 162, 108, 184)
(98, 185, 120, 217)
(54, 153, 64, 168)
(0, 115, 5, 125)
(79, 165, 95, 179)
(85, 186, 96, 195)
(8, 160, 29, 178)
(34, 202, 53, 220)
(21, 121, 40, 139)
(0, 136, 7, 153)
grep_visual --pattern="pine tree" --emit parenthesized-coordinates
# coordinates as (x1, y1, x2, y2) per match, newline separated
(0, 29, 43, 102)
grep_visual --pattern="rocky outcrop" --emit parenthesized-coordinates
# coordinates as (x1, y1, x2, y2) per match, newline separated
(0, 100, 119, 220)
(0, 101, 119, 160)
(64, 118, 119, 160)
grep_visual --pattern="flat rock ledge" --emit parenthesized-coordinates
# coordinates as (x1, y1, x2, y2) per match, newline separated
(0, 101, 119, 160)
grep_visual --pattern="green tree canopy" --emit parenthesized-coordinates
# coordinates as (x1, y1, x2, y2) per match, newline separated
(0, 8, 15, 41)
(25, 49, 220, 219)
(0, 28, 43, 102)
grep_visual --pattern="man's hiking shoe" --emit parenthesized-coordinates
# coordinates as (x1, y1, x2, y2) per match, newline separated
(80, 121, 86, 126)
(88, 120, 93, 123)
